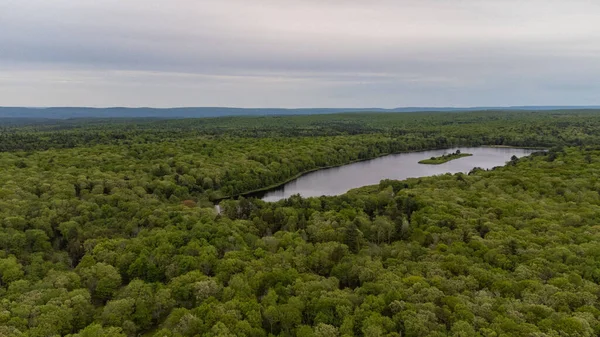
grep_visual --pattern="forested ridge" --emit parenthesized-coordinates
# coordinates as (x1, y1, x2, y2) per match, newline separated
(1, 111, 600, 336)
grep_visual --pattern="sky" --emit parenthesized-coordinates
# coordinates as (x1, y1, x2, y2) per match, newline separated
(1, 0, 599, 108)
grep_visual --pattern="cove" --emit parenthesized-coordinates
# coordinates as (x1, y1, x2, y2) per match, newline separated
(251, 147, 540, 202)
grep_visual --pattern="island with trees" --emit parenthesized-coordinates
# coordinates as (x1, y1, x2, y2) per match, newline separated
(418, 149, 473, 164)
(1, 110, 600, 336)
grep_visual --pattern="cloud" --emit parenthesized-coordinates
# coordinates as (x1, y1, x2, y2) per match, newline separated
(0, 0, 599, 107)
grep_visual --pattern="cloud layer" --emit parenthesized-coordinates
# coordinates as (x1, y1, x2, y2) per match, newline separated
(1, 0, 599, 107)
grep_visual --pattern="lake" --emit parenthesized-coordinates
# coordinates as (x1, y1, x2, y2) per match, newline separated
(256, 147, 539, 202)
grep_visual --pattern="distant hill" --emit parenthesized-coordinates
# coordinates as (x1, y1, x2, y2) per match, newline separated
(1, 106, 600, 119)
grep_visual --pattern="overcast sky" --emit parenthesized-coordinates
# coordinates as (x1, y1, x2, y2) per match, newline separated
(1, 0, 599, 108)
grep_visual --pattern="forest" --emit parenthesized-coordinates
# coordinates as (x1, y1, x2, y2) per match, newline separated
(1, 110, 600, 336)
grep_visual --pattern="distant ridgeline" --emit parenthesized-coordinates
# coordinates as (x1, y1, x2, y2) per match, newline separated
(2, 106, 600, 119)
(419, 150, 473, 164)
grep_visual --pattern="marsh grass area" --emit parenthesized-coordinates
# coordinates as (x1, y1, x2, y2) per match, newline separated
(419, 150, 473, 164)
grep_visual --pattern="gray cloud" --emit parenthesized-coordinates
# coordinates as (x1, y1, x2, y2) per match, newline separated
(1, 0, 599, 107)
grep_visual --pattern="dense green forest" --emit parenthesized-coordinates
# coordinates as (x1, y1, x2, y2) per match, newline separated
(2, 110, 600, 152)
(1, 111, 600, 336)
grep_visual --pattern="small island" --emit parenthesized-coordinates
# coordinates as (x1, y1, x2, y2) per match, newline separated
(419, 150, 473, 165)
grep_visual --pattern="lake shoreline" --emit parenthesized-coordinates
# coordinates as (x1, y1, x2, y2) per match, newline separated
(481, 145, 547, 149)
(213, 145, 543, 203)
(212, 151, 404, 202)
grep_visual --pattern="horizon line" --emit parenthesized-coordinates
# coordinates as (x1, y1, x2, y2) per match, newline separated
(3, 105, 600, 110)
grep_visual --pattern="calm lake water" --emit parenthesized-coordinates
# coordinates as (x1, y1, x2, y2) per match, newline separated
(258, 147, 539, 202)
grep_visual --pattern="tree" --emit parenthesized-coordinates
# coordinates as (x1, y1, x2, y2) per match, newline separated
(450, 321, 478, 337)
(0, 255, 24, 286)
(101, 298, 135, 327)
(314, 323, 340, 337)
(79, 263, 122, 301)
(345, 220, 361, 253)
(68, 323, 126, 337)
